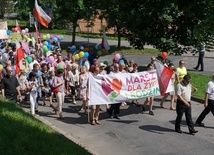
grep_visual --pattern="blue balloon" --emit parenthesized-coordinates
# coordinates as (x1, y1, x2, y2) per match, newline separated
(7, 30, 11, 35)
(98, 44, 102, 50)
(44, 41, 49, 46)
(119, 59, 124, 64)
(71, 47, 76, 53)
(47, 44, 52, 49)
(46, 35, 50, 40)
(84, 52, 89, 58)
(53, 37, 58, 42)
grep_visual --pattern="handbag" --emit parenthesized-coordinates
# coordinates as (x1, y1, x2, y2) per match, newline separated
(50, 77, 60, 93)
(51, 87, 59, 93)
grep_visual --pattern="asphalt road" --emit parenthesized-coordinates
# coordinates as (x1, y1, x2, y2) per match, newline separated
(21, 35, 214, 155)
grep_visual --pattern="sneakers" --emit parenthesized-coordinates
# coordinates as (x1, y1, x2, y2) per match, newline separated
(149, 110, 154, 116)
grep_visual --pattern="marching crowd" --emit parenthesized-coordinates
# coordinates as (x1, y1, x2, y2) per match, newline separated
(0, 34, 213, 135)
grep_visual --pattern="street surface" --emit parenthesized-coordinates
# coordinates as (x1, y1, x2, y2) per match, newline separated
(21, 35, 214, 155)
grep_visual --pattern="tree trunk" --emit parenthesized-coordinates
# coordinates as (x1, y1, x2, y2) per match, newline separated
(72, 23, 76, 44)
(117, 30, 121, 48)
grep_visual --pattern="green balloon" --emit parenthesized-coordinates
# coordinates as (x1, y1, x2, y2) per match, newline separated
(103, 61, 108, 66)
(60, 35, 64, 39)
(57, 64, 64, 70)
(26, 56, 33, 64)
(43, 45, 48, 53)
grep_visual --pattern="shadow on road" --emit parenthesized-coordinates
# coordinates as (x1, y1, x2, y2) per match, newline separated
(139, 125, 175, 134)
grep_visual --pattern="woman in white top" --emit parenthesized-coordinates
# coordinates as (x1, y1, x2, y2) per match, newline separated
(79, 66, 89, 114)
(53, 69, 65, 119)
(68, 65, 79, 104)
(26, 72, 39, 116)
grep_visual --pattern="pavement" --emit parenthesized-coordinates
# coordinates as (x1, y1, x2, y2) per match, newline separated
(21, 36, 214, 155)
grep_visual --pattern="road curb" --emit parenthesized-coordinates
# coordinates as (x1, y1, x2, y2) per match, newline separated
(191, 97, 204, 104)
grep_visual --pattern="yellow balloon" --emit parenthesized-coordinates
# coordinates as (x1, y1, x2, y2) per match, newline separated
(42, 35, 46, 40)
(74, 54, 79, 60)
(79, 51, 84, 58)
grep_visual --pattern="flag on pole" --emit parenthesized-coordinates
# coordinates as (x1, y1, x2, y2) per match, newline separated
(16, 20, 21, 32)
(33, 0, 51, 28)
(16, 41, 25, 74)
(102, 30, 110, 51)
(155, 60, 174, 95)
(34, 22, 40, 38)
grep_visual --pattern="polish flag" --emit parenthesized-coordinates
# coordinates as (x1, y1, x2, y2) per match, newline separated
(16, 20, 21, 32)
(101, 30, 110, 51)
(155, 60, 174, 95)
(16, 41, 25, 74)
(34, 22, 40, 38)
(33, 0, 51, 28)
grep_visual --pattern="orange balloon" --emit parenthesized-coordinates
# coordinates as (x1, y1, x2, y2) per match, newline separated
(84, 48, 89, 52)
(161, 52, 167, 59)
(101, 48, 106, 53)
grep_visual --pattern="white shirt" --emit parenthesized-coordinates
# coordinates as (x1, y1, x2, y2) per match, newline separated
(206, 80, 214, 100)
(176, 82, 192, 102)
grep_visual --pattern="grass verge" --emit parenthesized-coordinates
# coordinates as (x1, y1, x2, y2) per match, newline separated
(188, 72, 211, 100)
(0, 99, 91, 155)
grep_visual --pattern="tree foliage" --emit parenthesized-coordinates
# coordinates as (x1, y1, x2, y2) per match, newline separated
(12, 0, 214, 54)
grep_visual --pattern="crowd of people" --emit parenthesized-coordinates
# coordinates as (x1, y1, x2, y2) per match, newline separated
(0, 34, 213, 135)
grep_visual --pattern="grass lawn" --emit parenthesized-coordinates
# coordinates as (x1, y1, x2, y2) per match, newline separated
(188, 72, 211, 100)
(0, 99, 91, 155)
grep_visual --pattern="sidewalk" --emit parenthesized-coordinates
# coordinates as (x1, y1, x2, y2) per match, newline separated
(21, 95, 214, 155)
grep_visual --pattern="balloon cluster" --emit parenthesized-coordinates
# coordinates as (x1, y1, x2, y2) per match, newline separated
(95, 43, 108, 56)
(74, 51, 89, 60)
(21, 28, 29, 34)
(42, 34, 64, 43)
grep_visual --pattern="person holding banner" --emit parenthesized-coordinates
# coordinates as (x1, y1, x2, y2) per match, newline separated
(90, 66, 101, 125)
(141, 64, 155, 116)
(160, 63, 176, 110)
(175, 74, 198, 135)
(108, 63, 122, 119)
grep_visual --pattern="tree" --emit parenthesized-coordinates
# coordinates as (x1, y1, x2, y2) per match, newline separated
(55, 0, 85, 44)
(98, 0, 128, 48)
(122, 0, 212, 54)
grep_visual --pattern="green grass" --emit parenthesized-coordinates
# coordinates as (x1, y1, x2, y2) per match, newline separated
(108, 46, 159, 55)
(188, 72, 211, 99)
(0, 19, 28, 27)
(0, 99, 91, 155)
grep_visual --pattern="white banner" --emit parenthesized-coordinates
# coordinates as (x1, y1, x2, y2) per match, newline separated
(0, 21, 8, 30)
(89, 71, 160, 105)
(0, 30, 8, 39)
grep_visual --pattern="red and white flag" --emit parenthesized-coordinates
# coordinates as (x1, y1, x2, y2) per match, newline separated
(16, 41, 25, 74)
(155, 60, 174, 95)
(102, 30, 110, 51)
(16, 20, 21, 32)
(33, 0, 51, 28)
(34, 22, 40, 38)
